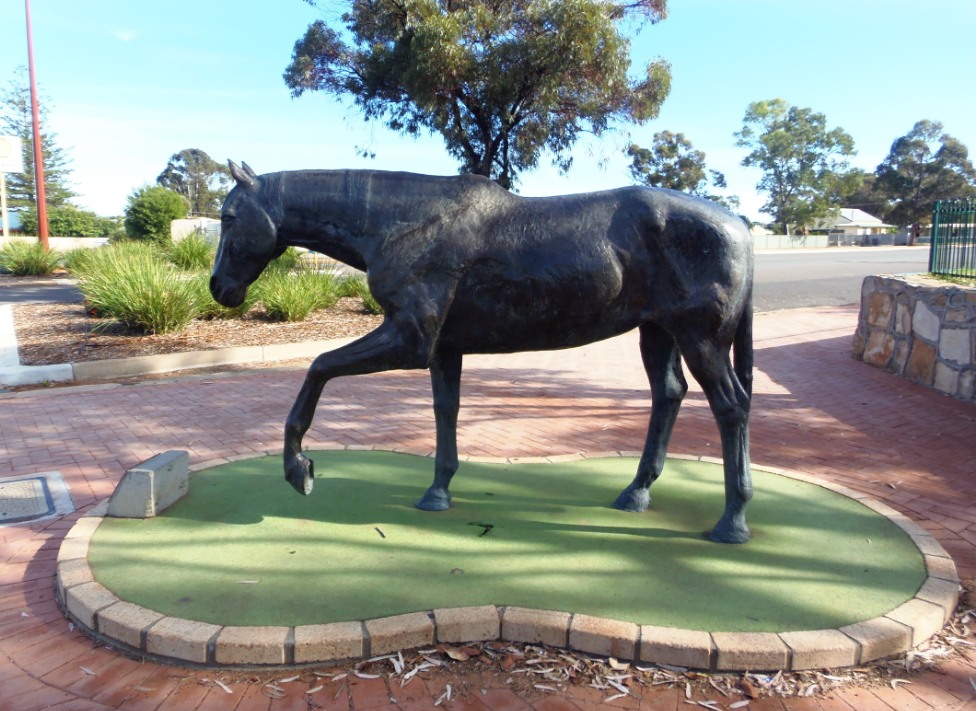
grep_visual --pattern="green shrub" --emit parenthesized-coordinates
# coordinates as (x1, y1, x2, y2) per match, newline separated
(256, 269, 341, 322)
(339, 274, 383, 314)
(18, 205, 122, 238)
(75, 242, 198, 334)
(168, 231, 215, 271)
(0, 240, 62, 276)
(124, 185, 187, 244)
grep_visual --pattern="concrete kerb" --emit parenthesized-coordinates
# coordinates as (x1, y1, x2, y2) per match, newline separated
(0, 337, 359, 388)
(55, 450, 962, 672)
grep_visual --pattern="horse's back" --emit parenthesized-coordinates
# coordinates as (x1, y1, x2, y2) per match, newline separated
(435, 186, 752, 353)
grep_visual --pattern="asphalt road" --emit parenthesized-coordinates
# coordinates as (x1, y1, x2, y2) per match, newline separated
(0, 245, 932, 311)
(752, 245, 930, 312)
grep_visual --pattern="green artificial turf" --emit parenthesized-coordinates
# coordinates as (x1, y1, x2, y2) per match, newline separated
(89, 451, 926, 632)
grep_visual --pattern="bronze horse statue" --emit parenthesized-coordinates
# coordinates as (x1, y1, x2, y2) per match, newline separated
(210, 162, 755, 543)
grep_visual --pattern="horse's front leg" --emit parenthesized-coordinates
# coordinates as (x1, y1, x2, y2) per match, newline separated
(416, 349, 463, 511)
(284, 321, 426, 495)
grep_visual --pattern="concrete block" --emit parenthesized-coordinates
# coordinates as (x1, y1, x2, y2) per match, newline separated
(56, 558, 95, 602)
(639, 626, 712, 670)
(839, 617, 912, 664)
(63, 515, 103, 541)
(569, 614, 638, 661)
(97, 602, 164, 649)
(885, 599, 947, 647)
(56, 536, 90, 563)
(64, 582, 120, 629)
(214, 626, 290, 665)
(146, 617, 222, 664)
(294, 622, 365, 663)
(912, 535, 954, 559)
(107, 450, 189, 518)
(434, 606, 500, 644)
(365, 612, 434, 656)
(939, 328, 973, 366)
(915, 577, 961, 620)
(712, 632, 789, 671)
(72, 347, 264, 380)
(502, 607, 570, 648)
(778, 630, 859, 670)
(923, 553, 959, 583)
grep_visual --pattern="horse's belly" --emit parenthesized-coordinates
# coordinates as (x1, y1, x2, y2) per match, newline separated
(439, 286, 639, 353)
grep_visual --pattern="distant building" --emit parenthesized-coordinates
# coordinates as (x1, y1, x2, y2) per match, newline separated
(812, 208, 895, 246)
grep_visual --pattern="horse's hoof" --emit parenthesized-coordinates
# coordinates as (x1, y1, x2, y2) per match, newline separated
(415, 489, 450, 511)
(285, 454, 314, 496)
(709, 520, 750, 544)
(612, 487, 650, 513)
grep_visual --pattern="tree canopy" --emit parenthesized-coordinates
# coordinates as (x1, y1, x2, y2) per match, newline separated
(626, 130, 740, 212)
(0, 67, 76, 209)
(735, 98, 860, 233)
(156, 148, 231, 217)
(873, 120, 976, 227)
(284, 0, 672, 189)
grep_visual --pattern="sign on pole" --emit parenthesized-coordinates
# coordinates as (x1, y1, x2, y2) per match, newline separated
(0, 136, 24, 240)
(0, 136, 24, 173)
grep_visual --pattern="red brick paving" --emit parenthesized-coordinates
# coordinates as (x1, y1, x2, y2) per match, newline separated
(0, 306, 974, 710)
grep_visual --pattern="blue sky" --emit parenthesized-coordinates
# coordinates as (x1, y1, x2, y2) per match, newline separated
(0, 1, 975, 222)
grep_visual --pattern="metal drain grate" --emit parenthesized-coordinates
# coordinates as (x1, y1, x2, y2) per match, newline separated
(0, 471, 74, 525)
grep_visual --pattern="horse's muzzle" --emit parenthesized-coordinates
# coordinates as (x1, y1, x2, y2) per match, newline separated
(209, 275, 246, 308)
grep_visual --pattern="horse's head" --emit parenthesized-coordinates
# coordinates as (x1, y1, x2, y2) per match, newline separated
(210, 161, 284, 308)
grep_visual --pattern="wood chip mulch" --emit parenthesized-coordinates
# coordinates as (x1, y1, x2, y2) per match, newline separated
(11, 298, 383, 366)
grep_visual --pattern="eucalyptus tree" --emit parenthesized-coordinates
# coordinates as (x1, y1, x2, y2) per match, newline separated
(735, 98, 860, 233)
(284, 0, 672, 189)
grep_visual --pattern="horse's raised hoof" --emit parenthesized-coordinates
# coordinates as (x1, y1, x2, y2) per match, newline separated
(709, 519, 750, 544)
(612, 486, 650, 513)
(415, 488, 450, 511)
(285, 453, 314, 496)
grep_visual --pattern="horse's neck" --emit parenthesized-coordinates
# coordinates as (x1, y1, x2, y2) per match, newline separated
(275, 170, 493, 269)
(276, 171, 377, 270)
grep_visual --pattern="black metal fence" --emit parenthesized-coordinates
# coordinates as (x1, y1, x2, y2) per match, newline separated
(929, 199, 976, 278)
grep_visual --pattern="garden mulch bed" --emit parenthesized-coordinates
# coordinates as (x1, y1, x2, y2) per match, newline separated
(11, 297, 382, 366)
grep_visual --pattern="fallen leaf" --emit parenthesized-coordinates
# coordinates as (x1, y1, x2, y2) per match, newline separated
(79, 666, 96, 676)
(608, 657, 630, 671)
(891, 679, 913, 689)
(444, 647, 471, 661)
(213, 679, 233, 694)
(730, 701, 751, 709)
(307, 685, 324, 694)
(740, 680, 759, 699)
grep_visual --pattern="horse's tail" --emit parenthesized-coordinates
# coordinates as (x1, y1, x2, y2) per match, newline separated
(733, 291, 754, 401)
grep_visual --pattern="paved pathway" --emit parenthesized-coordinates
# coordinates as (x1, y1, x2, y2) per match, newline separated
(0, 306, 975, 710)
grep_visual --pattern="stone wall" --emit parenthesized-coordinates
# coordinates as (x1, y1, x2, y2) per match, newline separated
(853, 275, 976, 402)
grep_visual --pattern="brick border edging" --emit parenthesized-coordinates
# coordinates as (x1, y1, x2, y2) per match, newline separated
(56, 450, 960, 672)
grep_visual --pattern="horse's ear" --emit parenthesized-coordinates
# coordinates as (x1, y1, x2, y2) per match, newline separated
(228, 160, 258, 189)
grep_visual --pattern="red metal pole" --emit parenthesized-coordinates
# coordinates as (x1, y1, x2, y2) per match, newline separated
(25, 0, 49, 249)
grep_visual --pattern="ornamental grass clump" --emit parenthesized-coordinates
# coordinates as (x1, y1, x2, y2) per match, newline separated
(75, 242, 199, 334)
(339, 274, 383, 315)
(0, 240, 62, 276)
(256, 268, 341, 322)
(167, 230, 215, 271)
(188, 270, 258, 320)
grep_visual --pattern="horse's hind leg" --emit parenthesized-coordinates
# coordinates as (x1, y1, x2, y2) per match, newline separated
(613, 323, 687, 512)
(677, 338, 752, 544)
(417, 348, 463, 511)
